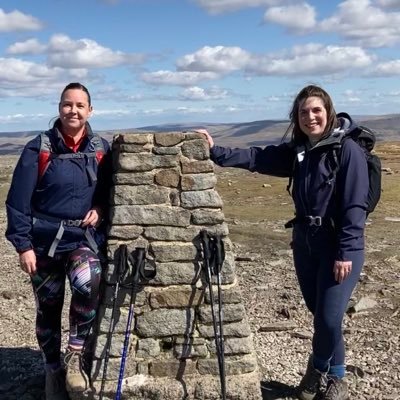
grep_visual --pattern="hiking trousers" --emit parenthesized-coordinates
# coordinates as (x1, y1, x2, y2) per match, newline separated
(31, 247, 101, 364)
(292, 225, 364, 367)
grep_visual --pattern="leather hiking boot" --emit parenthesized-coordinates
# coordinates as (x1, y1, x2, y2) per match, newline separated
(45, 368, 69, 400)
(64, 350, 90, 392)
(297, 356, 327, 400)
(320, 377, 349, 400)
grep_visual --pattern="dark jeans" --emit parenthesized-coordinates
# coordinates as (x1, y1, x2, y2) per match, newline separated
(292, 226, 364, 366)
(31, 247, 101, 364)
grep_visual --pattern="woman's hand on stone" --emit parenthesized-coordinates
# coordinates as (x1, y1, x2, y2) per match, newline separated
(19, 249, 37, 275)
(195, 129, 214, 148)
(333, 260, 352, 283)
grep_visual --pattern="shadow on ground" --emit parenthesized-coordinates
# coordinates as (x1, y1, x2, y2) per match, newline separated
(261, 380, 298, 400)
(0, 347, 44, 399)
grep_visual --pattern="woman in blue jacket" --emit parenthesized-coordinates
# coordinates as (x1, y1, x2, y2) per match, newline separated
(198, 85, 368, 400)
(6, 82, 111, 399)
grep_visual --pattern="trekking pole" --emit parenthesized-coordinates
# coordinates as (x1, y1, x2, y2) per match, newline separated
(115, 248, 156, 400)
(115, 247, 145, 400)
(213, 234, 226, 399)
(99, 244, 129, 400)
(200, 230, 226, 400)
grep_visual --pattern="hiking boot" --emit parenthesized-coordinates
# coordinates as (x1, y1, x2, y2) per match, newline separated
(64, 350, 90, 392)
(45, 368, 69, 400)
(297, 356, 327, 400)
(320, 377, 349, 400)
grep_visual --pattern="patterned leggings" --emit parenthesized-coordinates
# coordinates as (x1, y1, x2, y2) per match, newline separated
(31, 247, 101, 364)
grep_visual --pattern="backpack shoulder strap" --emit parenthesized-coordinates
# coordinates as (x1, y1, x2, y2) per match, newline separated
(38, 131, 53, 180)
(88, 133, 106, 163)
(286, 144, 306, 196)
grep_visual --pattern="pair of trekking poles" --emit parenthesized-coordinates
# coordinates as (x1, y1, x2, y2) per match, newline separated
(99, 244, 156, 400)
(200, 230, 227, 400)
(99, 231, 226, 400)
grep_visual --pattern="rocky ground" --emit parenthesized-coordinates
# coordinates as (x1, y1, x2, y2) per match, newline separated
(0, 149, 399, 399)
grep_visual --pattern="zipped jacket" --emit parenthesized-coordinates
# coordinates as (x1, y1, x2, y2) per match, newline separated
(210, 115, 369, 261)
(6, 121, 111, 256)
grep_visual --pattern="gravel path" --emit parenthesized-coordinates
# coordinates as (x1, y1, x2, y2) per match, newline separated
(0, 204, 399, 399)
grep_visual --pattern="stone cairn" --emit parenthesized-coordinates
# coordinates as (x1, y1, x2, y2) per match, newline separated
(90, 132, 262, 399)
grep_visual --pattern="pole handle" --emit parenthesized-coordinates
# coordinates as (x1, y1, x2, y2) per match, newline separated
(200, 229, 211, 260)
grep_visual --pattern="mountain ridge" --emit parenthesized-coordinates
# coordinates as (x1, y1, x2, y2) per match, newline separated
(0, 114, 399, 154)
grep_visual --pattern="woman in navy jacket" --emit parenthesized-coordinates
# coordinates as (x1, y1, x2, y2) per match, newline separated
(199, 85, 368, 400)
(6, 82, 111, 399)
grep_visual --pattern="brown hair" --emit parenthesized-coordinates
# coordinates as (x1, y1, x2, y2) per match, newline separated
(282, 85, 338, 144)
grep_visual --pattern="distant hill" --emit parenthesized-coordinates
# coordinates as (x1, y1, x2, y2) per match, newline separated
(0, 114, 399, 155)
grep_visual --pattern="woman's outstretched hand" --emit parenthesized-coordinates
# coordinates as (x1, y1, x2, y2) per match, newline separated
(333, 260, 352, 283)
(19, 249, 37, 275)
(195, 129, 214, 148)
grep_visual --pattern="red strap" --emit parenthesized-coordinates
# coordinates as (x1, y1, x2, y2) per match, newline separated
(96, 151, 105, 164)
(38, 151, 51, 179)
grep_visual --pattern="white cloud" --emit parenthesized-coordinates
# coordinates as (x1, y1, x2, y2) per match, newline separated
(176, 106, 215, 114)
(141, 70, 219, 86)
(193, 0, 283, 14)
(343, 89, 361, 102)
(247, 44, 373, 76)
(0, 8, 43, 32)
(0, 58, 89, 98)
(6, 38, 47, 55)
(0, 58, 67, 83)
(372, 60, 400, 76)
(142, 43, 374, 87)
(180, 86, 228, 100)
(376, 0, 400, 8)
(263, 3, 317, 32)
(177, 46, 251, 73)
(93, 109, 131, 116)
(0, 113, 46, 123)
(47, 34, 146, 69)
(319, 0, 400, 47)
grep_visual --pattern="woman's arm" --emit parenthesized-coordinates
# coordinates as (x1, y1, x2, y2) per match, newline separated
(197, 129, 295, 177)
(5, 136, 41, 254)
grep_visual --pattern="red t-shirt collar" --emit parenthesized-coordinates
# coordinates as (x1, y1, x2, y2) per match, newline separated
(62, 130, 86, 152)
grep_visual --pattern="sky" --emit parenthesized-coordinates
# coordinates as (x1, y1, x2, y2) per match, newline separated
(0, 0, 400, 132)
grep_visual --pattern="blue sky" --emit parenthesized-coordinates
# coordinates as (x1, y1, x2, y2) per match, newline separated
(0, 0, 400, 132)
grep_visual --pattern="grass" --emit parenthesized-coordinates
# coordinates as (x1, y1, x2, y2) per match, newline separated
(1, 142, 399, 253)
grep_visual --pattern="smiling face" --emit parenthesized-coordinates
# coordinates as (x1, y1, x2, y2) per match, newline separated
(298, 96, 328, 141)
(58, 88, 92, 137)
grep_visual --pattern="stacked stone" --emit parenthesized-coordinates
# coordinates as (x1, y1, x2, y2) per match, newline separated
(91, 132, 262, 399)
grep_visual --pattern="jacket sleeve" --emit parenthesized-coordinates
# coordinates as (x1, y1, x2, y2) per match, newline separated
(210, 143, 295, 177)
(5, 136, 41, 253)
(335, 139, 368, 261)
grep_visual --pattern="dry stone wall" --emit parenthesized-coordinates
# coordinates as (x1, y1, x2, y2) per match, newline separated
(91, 132, 262, 400)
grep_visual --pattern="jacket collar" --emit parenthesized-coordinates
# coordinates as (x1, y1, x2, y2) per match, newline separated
(50, 120, 94, 152)
(308, 112, 358, 150)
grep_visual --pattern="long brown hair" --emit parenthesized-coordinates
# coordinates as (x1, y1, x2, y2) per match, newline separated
(282, 85, 338, 144)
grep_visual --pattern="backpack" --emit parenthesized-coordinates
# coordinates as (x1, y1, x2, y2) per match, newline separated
(286, 125, 382, 215)
(38, 131, 106, 183)
(333, 125, 382, 214)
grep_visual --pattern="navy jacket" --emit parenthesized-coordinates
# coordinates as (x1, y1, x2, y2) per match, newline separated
(210, 115, 369, 261)
(6, 121, 111, 256)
